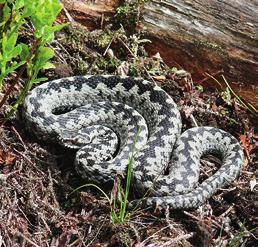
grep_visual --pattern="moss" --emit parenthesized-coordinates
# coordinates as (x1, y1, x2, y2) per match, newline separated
(113, 0, 148, 30)
(98, 32, 113, 48)
(194, 40, 223, 53)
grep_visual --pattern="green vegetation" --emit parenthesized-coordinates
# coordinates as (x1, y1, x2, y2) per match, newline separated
(0, 0, 65, 115)
(195, 84, 204, 92)
(206, 73, 257, 115)
(228, 222, 255, 247)
(115, 2, 138, 28)
(194, 40, 224, 54)
(114, 0, 146, 29)
(216, 221, 255, 247)
(221, 75, 257, 115)
(70, 129, 141, 225)
(98, 31, 113, 48)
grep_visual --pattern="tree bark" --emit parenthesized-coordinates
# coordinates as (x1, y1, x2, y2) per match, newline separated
(61, 0, 119, 29)
(142, 0, 257, 87)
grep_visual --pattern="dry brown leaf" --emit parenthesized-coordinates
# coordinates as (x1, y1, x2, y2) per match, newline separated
(91, 244, 104, 247)
(153, 75, 166, 81)
(117, 61, 129, 76)
(211, 102, 218, 112)
(239, 134, 251, 159)
(0, 149, 16, 165)
(183, 106, 195, 118)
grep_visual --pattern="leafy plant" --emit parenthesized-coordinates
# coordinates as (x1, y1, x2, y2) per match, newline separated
(98, 32, 113, 49)
(114, 0, 146, 29)
(70, 129, 141, 225)
(115, 2, 136, 28)
(0, 0, 65, 115)
(129, 34, 151, 57)
(195, 85, 204, 92)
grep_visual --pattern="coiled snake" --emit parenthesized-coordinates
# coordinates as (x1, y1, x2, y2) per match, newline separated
(23, 76, 244, 209)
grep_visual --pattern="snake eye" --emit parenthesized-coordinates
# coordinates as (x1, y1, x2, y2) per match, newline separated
(73, 137, 79, 142)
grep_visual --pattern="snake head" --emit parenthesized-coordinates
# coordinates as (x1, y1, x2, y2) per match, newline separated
(59, 129, 92, 149)
(59, 125, 118, 150)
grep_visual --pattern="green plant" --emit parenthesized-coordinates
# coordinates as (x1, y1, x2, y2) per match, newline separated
(170, 67, 178, 74)
(206, 73, 257, 116)
(220, 87, 232, 105)
(116, 2, 136, 27)
(98, 32, 113, 49)
(114, 0, 145, 29)
(0, 0, 65, 115)
(195, 85, 204, 92)
(221, 75, 257, 116)
(129, 34, 150, 57)
(228, 222, 255, 247)
(70, 129, 141, 225)
(216, 221, 255, 247)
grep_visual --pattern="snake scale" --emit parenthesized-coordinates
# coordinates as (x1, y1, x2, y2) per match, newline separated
(23, 75, 244, 209)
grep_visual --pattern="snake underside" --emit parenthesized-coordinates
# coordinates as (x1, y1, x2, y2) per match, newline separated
(23, 75, 244, 209)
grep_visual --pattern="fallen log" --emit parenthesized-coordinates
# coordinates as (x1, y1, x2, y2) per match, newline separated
(61, 0, 258, 106)
(142, 0, 257, 105)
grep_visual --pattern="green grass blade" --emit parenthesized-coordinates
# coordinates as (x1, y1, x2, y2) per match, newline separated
(120, 128, 141, 222)
(69, 183, 111, 205)
(221, 75, 257, 115)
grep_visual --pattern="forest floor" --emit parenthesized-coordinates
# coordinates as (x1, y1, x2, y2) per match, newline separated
(0, 12, 257, 247)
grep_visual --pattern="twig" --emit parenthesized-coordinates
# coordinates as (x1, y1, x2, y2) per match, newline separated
(11, 126, 27, 151)
(18, 205, 34, 227)
(48, 43, 67, 64)
(221, 75, 257, 115)
(67, 238, 81, 247)
(46, 168, 60, 208)
(38, 213, 52, 234)
(52, 39, 71, 60)
(129, 222, 141, 243)
(85, 217, 108, 247)
(62, 4, 75, 25)
(0, 170, 19, 181)
(138, 225, 171, 246)
(200, 165, 212, 177)
(204, 72, 223, 88)
(183, 211, 201, 221)
(16, 232, 40, 247)
(159, 233, 193, 246)
(184, 211, 229, 233)
(190, 114, 198, 127)
(103, 35, 115, 56)
(247, 102, 257, 112)
(198, 70, 224, 84)
(13, 148, 45, 175)
(219, 205, 235, 218)
(165, 206, 174, 231)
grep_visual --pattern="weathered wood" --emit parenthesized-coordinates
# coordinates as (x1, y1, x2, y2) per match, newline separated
(142, 0, 258, 84)
(61, 0, 119, 28)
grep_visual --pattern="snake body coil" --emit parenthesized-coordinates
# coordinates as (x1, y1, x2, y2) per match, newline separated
(23, 76, 244, 209)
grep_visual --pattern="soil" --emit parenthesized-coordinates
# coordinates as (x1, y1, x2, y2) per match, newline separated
(0, 10, 256, 247)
